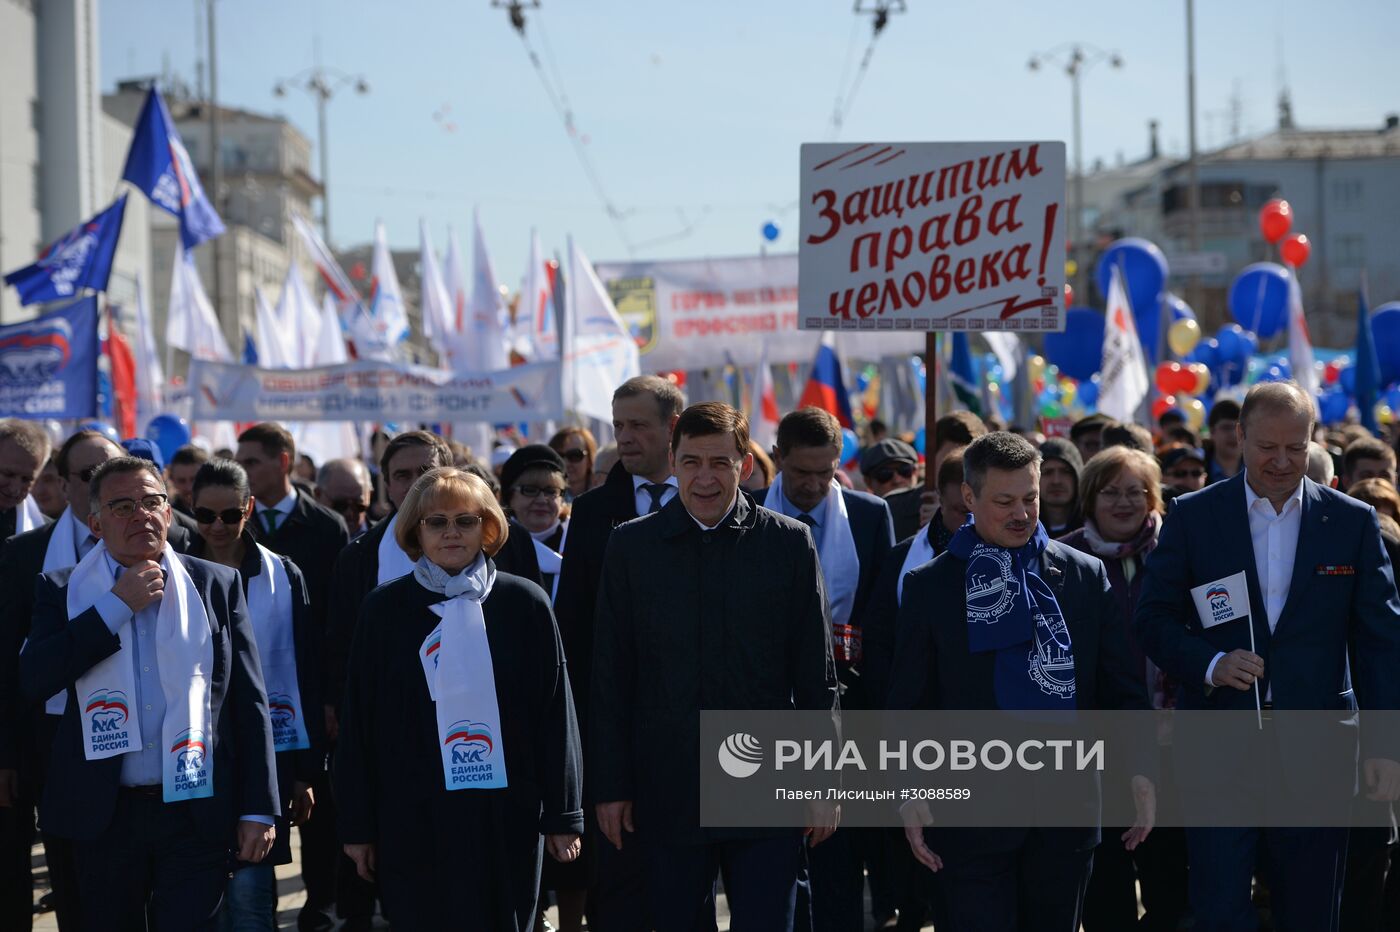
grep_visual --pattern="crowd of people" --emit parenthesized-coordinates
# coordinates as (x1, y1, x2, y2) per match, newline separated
(0, 370, 1397, 932)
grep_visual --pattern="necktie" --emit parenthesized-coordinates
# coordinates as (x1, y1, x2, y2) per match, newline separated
(797, 513, 816, 528)
(262, 510, 280, 534)
(644, 483, 669, 514)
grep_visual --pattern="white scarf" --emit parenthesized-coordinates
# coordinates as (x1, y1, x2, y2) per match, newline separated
(17, 495, 44, 533)
(898, 522, 937, 605)
(245, 544, 310, 752)
(528, 520, 567, 601)
(70, 541, 214, 802)
(40, 508, 83, 714)
(415, 555, 507, 791)
(377, 512, 416, 585)
(769, 473, 861, 637)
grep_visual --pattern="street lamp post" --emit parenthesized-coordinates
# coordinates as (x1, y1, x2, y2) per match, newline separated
(1028, 43, 1123, 301)
(274, 51, 369, 247)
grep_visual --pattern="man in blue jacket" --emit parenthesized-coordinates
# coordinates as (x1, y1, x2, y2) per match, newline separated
(1135, 380, 1400, 932)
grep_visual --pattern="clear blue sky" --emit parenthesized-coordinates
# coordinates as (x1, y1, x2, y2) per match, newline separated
(100, 0, 1399, 284)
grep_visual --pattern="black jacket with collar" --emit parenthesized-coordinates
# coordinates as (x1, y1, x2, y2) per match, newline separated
(324, 512, 396, 709)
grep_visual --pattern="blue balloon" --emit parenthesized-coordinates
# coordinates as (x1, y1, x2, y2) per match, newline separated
(761, 221, 780, 242)
(145, 414, 192, 464)
(1318, 389, 1349, 424)
(1228, 263, 1291, 339)
(1214, 325, 1256, 388)
(80, 421, 118, 442)
(1270, 357, 1291, 380)
(1340, 365, 1357, 395)
(1166, 293, 1195, 322)
(1095, 238, 1168, 360)
(1042, 307, 1105, 382)
(840, 429, 858, 465)
(1373, 304, 1400, 386)
(1188, 337, 1220, 370)
(1078, 375, 1100, 408)
(913, 427, 927, 455)
(1259, 365, 1287, 383)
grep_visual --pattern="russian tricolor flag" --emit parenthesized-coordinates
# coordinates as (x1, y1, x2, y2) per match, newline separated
(799, 332, 854, 428)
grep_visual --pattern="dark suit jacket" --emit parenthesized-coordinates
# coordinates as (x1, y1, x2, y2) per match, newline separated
(17, 553, 278, 844)
(887, 539, 1151, 856)
(250, 486, 349, 644)
(0, 514, 194, 774)
(750, 485, 895, 690)
(1135, 474, 1400, 750)
(325, 512, 395, 708)
(554, 461, 642, 727)
(493, 518, 563, 593)
(590, 493, 839, 843)
(883, 485, 925, 542)
(858, 528, 924, 710)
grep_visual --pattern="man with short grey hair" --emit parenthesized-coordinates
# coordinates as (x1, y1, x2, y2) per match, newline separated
(0, 419, 52, 540)
(315, 458, 373, 538)
(1137, 380, 1400, 931)
(1305, 441, 1336, 488)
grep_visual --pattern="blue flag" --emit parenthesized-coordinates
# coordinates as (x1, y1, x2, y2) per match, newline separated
(1354, 287, 1381, 433)
(950, 332, 983, 416)
(121, 87, 225, 249)
(3, 197, 127, 306)
(242, 333, 259, 366)
(0, 297, 99, 419)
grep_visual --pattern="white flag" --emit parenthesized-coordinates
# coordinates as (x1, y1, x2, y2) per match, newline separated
(131, 273, 164, 433)
(462, 208, 512, 373)
(275, 263, 322, 367)
(368, 221, 410, 352)
(418, 220, 456, 365)
(564, 236, 640, 422)
(518, 229, 558, 361)
(1287, 269, 1320, 407)
(255, 286, 296, 369)
(313, 293, 349, 365)
(749, 339, 779, 453)
(294, 293, 359, 465)
(1098, 264, 1150, 423)
(167, 243, 232, 362)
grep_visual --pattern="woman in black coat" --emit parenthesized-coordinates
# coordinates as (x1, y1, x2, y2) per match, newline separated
(186, 458, 321, 929)
(335, 466, 583, 931)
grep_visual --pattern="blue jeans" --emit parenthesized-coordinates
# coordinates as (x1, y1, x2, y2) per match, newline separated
(220, 862, 277, 932)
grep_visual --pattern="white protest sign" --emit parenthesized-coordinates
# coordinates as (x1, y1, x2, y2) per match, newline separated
(188, 358, 562, 423)
(799, 141, 1067, 332)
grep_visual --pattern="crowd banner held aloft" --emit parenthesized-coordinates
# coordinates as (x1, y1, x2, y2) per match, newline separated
(188, 357, 563, 423)
(799, 141, 1067, 332)
(593, 254, 925, 370)
(2, 196, 127, 307)
(0, 296, 99, 418)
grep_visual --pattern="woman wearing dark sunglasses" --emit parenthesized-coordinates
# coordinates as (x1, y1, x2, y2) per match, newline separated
(334, 467, 582, 931)
(548, 427, 596, 501)
(186, 458, 320, 932)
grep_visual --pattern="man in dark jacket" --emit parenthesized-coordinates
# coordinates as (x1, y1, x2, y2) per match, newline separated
(18, 456, 277, 930)
(888, 432, 1154, 931)
(0, 418, 50, 542)
(1039, 438, 1083, 538)
(555, 374, 685, 931)
(591, 402, 839, 932)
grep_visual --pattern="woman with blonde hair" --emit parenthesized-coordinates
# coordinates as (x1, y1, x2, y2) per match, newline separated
(1059, 445, 1186, 932)
(335, 467, 583, 930)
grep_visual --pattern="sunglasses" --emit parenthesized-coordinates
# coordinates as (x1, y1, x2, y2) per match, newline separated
(870, 463, 915, 484)
(75, 464, 103, 483)
(330, 498, 368, 515)
(559, 449, 588, 464)
(420, 514, 483, 532)
(1167, 468, 1206, 479)
(194, 506, 246, 526)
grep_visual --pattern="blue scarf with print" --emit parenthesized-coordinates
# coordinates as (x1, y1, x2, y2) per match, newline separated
(947, 519, 1076, 710)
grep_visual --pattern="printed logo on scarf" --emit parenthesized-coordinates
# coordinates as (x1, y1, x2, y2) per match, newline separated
(966, 547, 1021, 623)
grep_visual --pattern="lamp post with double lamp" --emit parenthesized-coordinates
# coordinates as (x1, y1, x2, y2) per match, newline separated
(1027, 43, 1124, 302)
(273, 54, 369, 248)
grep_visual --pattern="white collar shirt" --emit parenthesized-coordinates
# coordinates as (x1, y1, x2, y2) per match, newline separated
(632, 475, 678, 517)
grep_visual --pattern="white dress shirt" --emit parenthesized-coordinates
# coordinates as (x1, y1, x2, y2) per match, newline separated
(255, 488, 297, 533)
(632, 475, 678, 516)
(1204, 473, 1304, 691)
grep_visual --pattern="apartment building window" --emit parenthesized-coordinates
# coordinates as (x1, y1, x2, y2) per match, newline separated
(1332, 179, 1362, 209)
(1336, 234, 1365, 268)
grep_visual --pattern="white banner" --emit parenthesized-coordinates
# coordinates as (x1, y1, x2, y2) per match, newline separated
(799, 141, 1067, 332)
(592, 254, 924, 371)
(188, 358, 562, 423)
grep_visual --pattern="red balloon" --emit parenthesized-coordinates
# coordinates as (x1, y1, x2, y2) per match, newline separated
(1324, 360, 1342, 385)
(1281, 233, 1311, 268)
(1259, 198, 1293, 244)
(1155, 361, 1185, 395)
(1064, 283, 1074, 307)
(1152, 395, 1178, 420)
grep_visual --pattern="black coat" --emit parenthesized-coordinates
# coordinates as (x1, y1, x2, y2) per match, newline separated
(324, 511, 396, 708)
(554, 461, 641, 726)
(589, 493, 839, 844)
(0, 514, 194, 777)
(493, 519, 565, 596)
(250, 487, 349, 641)
(334, 570, 583, 931)
(886, 539, 1151, 857)
(17, 554, 278, 844)
(188, 533, 323, 865)
(883, 485, 925, 542)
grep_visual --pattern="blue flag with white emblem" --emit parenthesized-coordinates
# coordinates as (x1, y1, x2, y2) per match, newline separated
(0, 296, 99, 419)
(121, 87, 225, 249)
(3, 197, 127, 306)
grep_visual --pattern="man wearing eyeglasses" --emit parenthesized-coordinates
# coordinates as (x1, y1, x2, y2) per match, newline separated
(320, 429, 450, 932)
(315, 458, 373, 539)
(18, 456, 278, 930)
